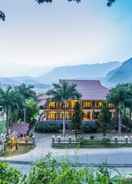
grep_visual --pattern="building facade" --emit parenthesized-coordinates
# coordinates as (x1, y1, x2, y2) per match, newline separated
(40, 80, 114, 122)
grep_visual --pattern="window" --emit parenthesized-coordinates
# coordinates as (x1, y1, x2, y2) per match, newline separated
(82, 100, 92, 109)
(48, 112, 56, 120)
(48, 102, 56, 109)
(95, 101, 102, 108)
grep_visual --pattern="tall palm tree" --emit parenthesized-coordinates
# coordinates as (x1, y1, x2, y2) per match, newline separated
(107, 84, 128, 135)
(15, 83, 36, 100)
(15, 84, 37, 121)
(0, 86, 14, 129)
(47, 80, 81, 136)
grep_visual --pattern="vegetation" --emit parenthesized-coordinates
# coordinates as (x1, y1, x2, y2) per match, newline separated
(25, 98, 39, 125)
(0, 121, 6, 134)
(97, 102, 112, 136)
(35, 122, 60, 133)
(0, 84, 37, 130)
(0, 156, 132, 184)
(71, 101, 83, 139)
(47, 80, 81, 136)
(52, 138, 132, 149)
(107, 83, 132, 134)
(0, 0, 116, 22)
(1, 143, 34, 157)
(0, 162, 21, 184)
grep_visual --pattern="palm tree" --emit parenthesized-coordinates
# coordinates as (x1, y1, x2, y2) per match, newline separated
(0, 84, 37, 130)
(107, 84, 128, 135)
(97, 102, 112, 137)
(15, 84, 37, 121)
(15, 83, 36, 100)
(71, 102, 83, 139)
(47, 80, 81, 137)
(0, 86, 14, 129)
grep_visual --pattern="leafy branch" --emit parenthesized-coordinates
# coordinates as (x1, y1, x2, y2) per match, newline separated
(0, 0, 116, 21)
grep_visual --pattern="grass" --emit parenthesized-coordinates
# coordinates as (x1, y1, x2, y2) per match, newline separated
(1, 143, 34, 157)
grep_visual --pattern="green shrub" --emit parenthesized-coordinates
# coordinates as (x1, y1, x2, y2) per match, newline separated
(101, 138, 111, 145)
(20, 156, 128, 184)
(0, 156, 131, 184)
(0, 162, 21, 184)
(81, 122, 97, 133)
(35, 122, 60, 133)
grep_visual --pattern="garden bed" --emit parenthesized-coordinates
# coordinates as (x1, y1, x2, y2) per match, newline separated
(1, 143, 35, 157)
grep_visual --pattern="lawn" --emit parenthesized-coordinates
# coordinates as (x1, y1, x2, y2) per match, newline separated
(52, 138, 132, 149)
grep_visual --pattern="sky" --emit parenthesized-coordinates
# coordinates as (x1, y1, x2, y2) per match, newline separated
(0, 0, 132, 76)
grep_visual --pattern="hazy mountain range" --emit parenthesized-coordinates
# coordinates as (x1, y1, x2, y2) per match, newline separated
(0, 76, 49, 91)
(37, 62, 120, 84)
(0, 58, 132, 91)
(104, 57, 132, 86)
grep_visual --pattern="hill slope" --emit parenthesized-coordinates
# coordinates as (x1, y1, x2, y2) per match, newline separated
(105, 58, 132, 86)
(38, 62, 120, 84)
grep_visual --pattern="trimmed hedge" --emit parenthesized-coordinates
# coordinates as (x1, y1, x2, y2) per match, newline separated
(35, 122, 60, 133)
(35, 120, 98, 133)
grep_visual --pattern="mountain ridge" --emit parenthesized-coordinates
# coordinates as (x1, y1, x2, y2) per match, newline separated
(38, 61, 120, 84)
(104, 58, 132, 86)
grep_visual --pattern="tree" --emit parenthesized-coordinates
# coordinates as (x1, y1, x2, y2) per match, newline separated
(14, 84, 37, 122)
(0, 10, 5, 21)
(97, 102, 112, 137)
(47, 80, 81, 136)
(107, 84, 128, 135)
(107, 0, 116, 7)
(25, 98, 39, 126)
(0, 86, 14, 129)
(71, 101, 83, 139)
(0, 84, 37, 130)
(36, 0, 114, 6)
(0, 0, 116, 21)
(15, 83, 36, 100)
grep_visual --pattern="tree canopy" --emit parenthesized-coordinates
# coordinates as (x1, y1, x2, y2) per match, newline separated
(97, 102, 112, 136)
(36, 0, 115, 7)
(47, 80, 81, 136)
(107, 84, 132, 134)
(0, 0, 116, 21)
(71, 101, 83, 138)
(0, 84, 37, 129)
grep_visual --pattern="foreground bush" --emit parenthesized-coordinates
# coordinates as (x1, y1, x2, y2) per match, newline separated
(0, 162, 21, 184)
(0, 156, 132, 184)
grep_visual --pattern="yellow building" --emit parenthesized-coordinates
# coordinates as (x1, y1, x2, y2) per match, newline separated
(40, 80, 114, 122)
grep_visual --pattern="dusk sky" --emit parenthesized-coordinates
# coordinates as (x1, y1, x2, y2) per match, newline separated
(0, 0, 132, 76)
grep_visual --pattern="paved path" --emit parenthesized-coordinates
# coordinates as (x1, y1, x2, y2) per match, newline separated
(1, 133, 132, 165)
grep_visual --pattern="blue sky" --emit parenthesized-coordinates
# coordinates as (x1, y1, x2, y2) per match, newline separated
(0, 0, 132, 75)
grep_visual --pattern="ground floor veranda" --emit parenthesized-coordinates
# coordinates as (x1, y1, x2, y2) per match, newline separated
(44, 109, 115, 121)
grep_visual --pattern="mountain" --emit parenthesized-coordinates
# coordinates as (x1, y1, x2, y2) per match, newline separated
(38, 62, 120, 84)
(0, 76, 50, 92)
(105, 58, 132, 86)
(0, 62, 52, 77)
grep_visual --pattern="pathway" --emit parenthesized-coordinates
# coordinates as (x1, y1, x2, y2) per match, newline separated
(1, 133, 132, 165)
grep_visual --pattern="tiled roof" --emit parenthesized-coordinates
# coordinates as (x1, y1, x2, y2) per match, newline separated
(62, 80, 109, 100)
(37, 94, 48, 107)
